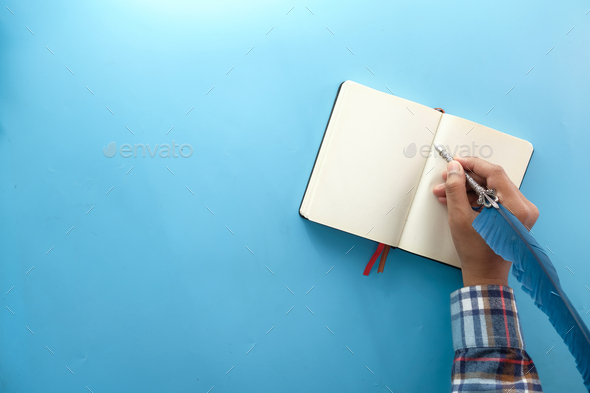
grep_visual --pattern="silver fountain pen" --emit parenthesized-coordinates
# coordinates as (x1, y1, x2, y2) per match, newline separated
(433, 144, 499, 209)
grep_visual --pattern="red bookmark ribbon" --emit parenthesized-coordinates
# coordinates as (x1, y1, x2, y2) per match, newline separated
(363, 243, 385, 276)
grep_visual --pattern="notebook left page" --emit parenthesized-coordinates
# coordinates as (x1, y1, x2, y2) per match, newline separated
(299, 80, 441, 246)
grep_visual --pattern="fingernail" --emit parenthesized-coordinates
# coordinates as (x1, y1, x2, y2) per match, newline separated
(448, 161, 461, 174)
(434, 183, 445, 190)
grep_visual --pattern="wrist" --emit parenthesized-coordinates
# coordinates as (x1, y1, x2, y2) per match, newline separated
(460, 257, 511, 288)
(463, 277, 509, 287)
(462, 270, 509, 287)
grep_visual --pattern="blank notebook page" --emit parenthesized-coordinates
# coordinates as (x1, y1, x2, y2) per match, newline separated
(300, 81, 441, 246)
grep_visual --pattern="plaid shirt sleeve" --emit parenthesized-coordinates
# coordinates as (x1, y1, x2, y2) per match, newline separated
(450, 285, 543, 392)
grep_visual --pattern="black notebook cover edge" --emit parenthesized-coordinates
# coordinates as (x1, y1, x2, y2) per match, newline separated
(298, 80, 347, 219)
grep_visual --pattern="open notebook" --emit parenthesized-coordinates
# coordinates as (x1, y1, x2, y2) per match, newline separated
(299, 80, 534, 268)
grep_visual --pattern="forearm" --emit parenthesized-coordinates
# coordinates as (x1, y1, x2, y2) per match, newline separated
(450, 285, 543, 392)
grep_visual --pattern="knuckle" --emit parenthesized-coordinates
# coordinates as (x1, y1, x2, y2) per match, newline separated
(512, 200, 539, 228)
(491, 164, 506, 176)
(528, 203, 540, 221)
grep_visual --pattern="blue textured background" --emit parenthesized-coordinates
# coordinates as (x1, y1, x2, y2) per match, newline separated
(1, 1, 589, 392)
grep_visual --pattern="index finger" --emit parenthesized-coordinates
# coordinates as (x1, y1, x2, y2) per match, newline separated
(454, 156, 504, 179)
(455, 155, 521, 197)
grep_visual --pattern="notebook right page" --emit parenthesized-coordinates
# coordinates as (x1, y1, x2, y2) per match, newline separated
(398, 114, 534, 268)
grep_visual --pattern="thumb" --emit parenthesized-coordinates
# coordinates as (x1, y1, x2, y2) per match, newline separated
(445, 160, 473, 225)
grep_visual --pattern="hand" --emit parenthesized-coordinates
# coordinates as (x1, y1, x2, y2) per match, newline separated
(432, 156, 539, 287)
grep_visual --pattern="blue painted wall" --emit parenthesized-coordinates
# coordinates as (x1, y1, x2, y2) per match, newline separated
(1, 1, 589, 392)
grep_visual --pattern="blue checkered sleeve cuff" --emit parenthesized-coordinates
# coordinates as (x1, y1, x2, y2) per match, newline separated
(451, 285, 525, 351)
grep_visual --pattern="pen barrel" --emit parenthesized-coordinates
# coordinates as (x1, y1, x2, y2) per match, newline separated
(434, 144, 498, 208)
(434, 145, 482, 194)
(465, 173, 485, 194)
(434, 145, 454, 163)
